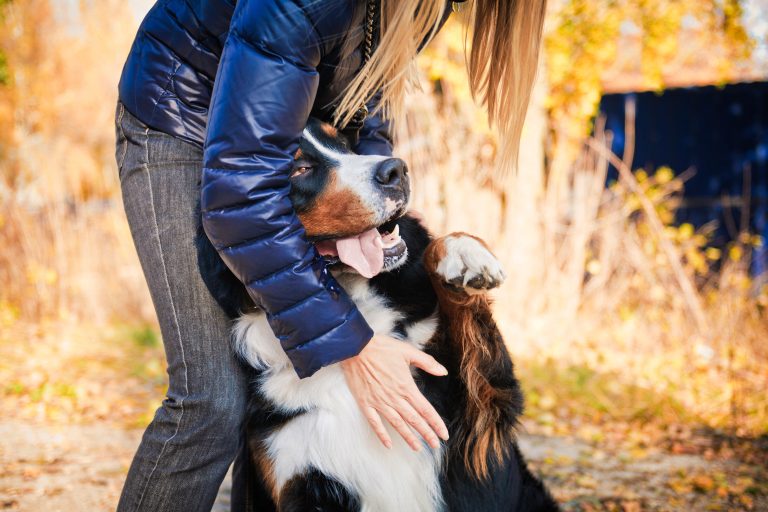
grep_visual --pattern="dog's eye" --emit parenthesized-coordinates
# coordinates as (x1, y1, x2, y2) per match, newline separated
(291, 164, 313, 178)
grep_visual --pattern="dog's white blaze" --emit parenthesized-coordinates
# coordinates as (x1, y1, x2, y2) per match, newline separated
(301, 128, 409, 220)
(436, 235, 506, 293)
(234, 273, 443, 511)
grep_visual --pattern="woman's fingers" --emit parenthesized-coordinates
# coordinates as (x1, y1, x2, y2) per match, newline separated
(363, 404, 392, 449)
(406, 346, 448, 377)
(378, 403, 422, 451)
(394, 397, 441, 449)
(404, 386, 449, 441)
(400, 346, 449, 441)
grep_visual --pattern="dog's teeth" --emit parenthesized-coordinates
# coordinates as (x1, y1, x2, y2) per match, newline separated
(392, 224, 399, 237)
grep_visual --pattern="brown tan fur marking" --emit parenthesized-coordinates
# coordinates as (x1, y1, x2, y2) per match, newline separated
(250, 439, 279, 502)
(320, 124, 339, 138)
(297, 172, 378, 238)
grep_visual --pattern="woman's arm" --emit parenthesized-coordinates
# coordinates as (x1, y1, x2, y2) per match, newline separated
(202, 0, 373, 379)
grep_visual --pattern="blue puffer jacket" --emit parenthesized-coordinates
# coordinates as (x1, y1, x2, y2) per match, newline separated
(118, 0, 453, 378)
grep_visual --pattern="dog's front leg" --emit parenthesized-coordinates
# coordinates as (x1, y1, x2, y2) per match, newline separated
(422, 233, 518, 480)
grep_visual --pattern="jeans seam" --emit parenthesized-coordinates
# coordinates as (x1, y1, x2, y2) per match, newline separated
(145, 159, 204, 169)
(116, 103, 129, 173)
(134, 124, 191, 511)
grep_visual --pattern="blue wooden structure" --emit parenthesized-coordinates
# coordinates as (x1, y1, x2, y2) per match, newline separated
(599, 81, 768, 277)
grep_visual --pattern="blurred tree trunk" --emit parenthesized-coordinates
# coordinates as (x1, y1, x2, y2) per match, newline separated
(0, 0, 56, 190)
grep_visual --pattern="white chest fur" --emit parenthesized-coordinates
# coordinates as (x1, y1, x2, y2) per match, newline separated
(233, 274, 442, 512)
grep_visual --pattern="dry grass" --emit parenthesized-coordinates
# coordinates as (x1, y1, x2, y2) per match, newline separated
(0, 0, 153, 327)
(0, 198, 153, 325)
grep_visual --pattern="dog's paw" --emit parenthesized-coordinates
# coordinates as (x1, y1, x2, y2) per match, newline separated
(435, 234, 505, 293)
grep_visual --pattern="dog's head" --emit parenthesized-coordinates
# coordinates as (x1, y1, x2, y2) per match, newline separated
(289, 118, 410, 277)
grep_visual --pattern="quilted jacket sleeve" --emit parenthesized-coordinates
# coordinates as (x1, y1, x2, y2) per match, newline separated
(202, 0, 374, 378)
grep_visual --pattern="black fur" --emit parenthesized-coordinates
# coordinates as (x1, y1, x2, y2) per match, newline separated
(369, 215, 438, 325)
(280, 468, 361, 512)
(196, 222, 256, 319)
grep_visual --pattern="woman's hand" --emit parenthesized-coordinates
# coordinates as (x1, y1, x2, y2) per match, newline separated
(341, 334, 450, 451)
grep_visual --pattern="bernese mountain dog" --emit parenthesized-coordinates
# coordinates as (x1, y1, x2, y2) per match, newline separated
(197, 119, 559, 511)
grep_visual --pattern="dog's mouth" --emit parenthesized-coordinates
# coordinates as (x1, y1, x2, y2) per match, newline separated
(314, 213, 408, 278)
(377, 221, 409, 273)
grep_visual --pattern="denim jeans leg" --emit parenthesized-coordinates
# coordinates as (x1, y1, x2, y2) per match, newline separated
(115, 102, 250, 512)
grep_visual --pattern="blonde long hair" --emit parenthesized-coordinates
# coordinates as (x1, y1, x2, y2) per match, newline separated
(335, 0, 548, 173)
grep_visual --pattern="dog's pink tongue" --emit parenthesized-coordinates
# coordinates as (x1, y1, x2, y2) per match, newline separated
(335, 228, 384, 278)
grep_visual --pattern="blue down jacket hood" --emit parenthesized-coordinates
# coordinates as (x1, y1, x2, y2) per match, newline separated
(118, 0, 454, 377)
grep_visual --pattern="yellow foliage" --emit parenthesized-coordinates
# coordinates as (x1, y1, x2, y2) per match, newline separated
(729, 245, 744, 263)
(25, 261, 57, 286)
(544, 0, 755, 169)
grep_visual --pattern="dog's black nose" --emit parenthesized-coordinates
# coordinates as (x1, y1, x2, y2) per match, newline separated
(374, 158, 407, 188)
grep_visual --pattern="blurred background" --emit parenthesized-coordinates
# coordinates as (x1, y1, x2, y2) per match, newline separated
(0, 0, 767, 510)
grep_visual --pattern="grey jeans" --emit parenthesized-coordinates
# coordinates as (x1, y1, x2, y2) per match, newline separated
(115, 102, 255, 512)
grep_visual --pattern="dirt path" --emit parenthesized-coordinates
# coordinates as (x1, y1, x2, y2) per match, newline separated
(0, 420, 233, 512)
(518, 434, 765, 510)
(2, 419, 763, 511)
(0, 421, 139, 511)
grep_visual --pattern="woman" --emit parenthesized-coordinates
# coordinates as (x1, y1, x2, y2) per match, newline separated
(115, 0, 546, 510)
